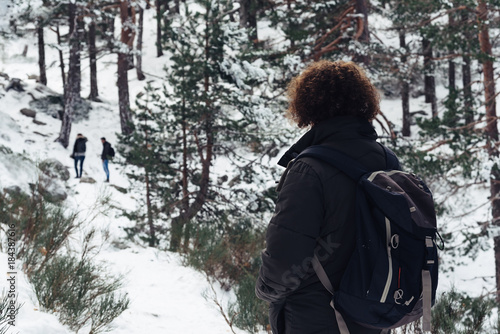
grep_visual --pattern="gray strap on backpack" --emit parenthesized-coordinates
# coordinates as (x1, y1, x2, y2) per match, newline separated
(312, 255, 351, 334)
(422, 270, 432, 332)
(422, 235, 434, 332)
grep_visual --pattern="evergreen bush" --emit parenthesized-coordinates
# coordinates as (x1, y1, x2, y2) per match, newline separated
(31, 254, 129, 333)
(0, 189, 129, 333)
(430, 289, 495, 334)
(186, 219, 269, 332)
(231, 272, 269, 333)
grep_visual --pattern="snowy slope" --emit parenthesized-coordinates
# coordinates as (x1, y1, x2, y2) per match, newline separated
(0, 75, 250, 334)
(0, 6, 256, 334)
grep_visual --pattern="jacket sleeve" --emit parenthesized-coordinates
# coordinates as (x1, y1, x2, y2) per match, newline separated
(256, 160, 325, 303)
(101, 144, 106, 160)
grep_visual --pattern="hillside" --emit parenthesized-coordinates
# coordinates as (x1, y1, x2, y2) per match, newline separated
(0, 7, 254, 334)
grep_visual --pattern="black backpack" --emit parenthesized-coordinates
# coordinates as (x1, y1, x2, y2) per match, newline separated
(298, 145, 441, 333)
(109, 145, 115, 158)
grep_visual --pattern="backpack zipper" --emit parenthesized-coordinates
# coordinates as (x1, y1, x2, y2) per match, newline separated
(380, 217, 392, 303)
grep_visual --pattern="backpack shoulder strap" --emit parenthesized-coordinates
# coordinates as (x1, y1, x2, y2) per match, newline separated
(298, 144, 402, 180)
(297, 145, 368, 181)
(380, 144, 401, 170)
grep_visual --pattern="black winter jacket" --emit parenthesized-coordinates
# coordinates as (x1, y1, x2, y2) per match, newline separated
(73, 137, 87, 157)
(101, 141, 112, 160)
(256, 116, 390, 334)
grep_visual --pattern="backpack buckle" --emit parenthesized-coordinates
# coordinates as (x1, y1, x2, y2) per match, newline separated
(425, 236, 435, 265)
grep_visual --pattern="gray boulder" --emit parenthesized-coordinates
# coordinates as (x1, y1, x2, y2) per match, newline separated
(29, 95, 91, 122)
(3, 185, 24, 197)
(40, 182, 67, 202)
(29, 179, 68, 203)
(80, 176, 96, 184)
(39, 159, 70, 181)
(20, 108, 36, 118)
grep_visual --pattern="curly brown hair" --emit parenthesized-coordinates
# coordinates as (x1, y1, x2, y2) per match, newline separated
(286, 60, 380, 128)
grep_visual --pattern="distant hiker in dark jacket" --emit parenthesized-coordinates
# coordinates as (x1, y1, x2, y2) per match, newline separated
(72, 133, 87, 178)
(255, 60, 391, 334)
(101, 137, 111, 182)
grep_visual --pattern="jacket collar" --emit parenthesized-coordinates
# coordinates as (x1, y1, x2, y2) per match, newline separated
(277, 116, 378, 167)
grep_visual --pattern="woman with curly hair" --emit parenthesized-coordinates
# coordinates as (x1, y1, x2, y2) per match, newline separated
(256, 60, 391, 334)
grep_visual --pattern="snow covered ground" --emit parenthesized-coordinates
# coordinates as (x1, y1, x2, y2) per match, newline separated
(0, 3, 496, 334)
(0, 6, 255, 334)
(0, 80, 251, 334)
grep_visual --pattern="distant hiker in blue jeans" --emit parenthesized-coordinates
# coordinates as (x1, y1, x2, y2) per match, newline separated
(101, 137, 112, 182)
(72, 133, 87, 178)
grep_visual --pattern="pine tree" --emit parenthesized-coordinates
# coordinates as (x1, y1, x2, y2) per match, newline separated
(119, 85, 174, 247)
(152, 0, 288, 252)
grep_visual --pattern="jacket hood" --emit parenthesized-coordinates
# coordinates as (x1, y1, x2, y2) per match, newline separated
(277, 116, 378, 167)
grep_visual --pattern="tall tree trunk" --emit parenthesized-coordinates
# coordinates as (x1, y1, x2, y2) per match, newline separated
(75, 16, 83, 95)
(57, 3, 80, 148)
(180, 104, 190, 252)
(448, 8, 456, 93)
(143, 116, 156, 247)
(88, 19, 99, 101)
(136, 6, 146, 81)
(127, 4, 136, 70)
(354, 0, 370, 64)
(448, 13, 456, 92)
(118, 56, 132, 134)
(170, 98, 190, 252)
(156, 0, 163, 57)
(448, 59, 455, 92)
(477, 0, 500, 303)
(37, 22, 47, 85)
(118, 0, 134, 135)
(462, 11, 474, 124)
(145, 168, 156, 247)
(423, 38, 437, 117)
(287, 0, 295, 48)
(162, 0, 170, 41)
(355, 0, 370, 42)
(56, 24, 66, 90)
(239, 0, 258, 42)
(102, 12, 115, 52)
(478, 1, 497, 142)
(400, 28, 410, 137)
(463, 54, 473, 123)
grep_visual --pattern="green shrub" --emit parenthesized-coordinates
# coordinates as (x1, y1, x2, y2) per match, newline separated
(31, 254, 129, 333)
(431, 289, 495, 334)
(0, 188, 78, 274)
(231, 273, 269, 333)
(0, 189, 129, 334)
(186, 219, 269, 332)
